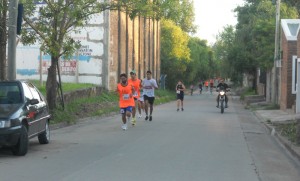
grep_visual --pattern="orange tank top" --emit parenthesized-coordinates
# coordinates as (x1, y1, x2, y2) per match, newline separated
(128, 78, 141, 98)
(117, 83, 135, 108)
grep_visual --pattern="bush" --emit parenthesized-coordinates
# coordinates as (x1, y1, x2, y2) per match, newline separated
(240, 88, 256, 100)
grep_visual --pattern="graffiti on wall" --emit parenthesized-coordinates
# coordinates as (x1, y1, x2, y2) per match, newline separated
(17, 44, 93, 76)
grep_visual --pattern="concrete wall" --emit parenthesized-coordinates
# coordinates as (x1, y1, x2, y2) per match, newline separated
(108, 10, 161, 90)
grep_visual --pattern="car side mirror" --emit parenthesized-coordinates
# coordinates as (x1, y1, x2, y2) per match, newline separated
(29, 99, 39, 105)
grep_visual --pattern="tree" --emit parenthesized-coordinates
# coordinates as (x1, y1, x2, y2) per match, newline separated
(160, 19, 190, 88)
(158, 0, 196, 33)
(185, 37, 213, 84)
(282, 0, 300, 16)
(21, 0, 158, 111)
(213, 25, 236, 80)
(215, 0, 298, 85)
(0, 0, 7, 80)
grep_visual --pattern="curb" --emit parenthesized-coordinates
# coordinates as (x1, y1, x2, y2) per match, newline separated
(253, 111, 300, 163)
(49, 111, 119, 131)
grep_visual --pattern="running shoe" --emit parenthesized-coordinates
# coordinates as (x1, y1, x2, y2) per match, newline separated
(122, 124, 127, 130)
(181, 108, 184, 111)
(149, 116, 152, 121)
(138, 114, 142, 118)
(177, 108, 179, 112)
(145, 115, 148, 121)
(131, 118, 136, 126)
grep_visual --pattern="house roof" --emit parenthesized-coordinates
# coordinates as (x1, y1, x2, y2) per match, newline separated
(281, 19, 300, 41)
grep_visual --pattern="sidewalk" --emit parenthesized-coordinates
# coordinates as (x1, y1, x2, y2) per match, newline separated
(253, 108, 300, 163)
(254, 109, 300, 123)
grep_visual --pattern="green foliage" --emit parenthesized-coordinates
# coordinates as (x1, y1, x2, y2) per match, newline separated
(185, 37, 214, 84)
(213, 25, 236, 80)
(248, 103, 280, 110)
(161, 19, 190, 60)
(22, 0, 104, 58)
(0, 0, 7, 12)
(51, 91, 119, 124)
(154, 89, 176, 104)
(240, 87, 257, 100)
(30, 80, 95, 96)
(214, 0, 298, 85)
(274, 122, 297, 143)
(161, 19, 192, 88)
(158, 0, 196, 33)
(282, 0, 300, 16)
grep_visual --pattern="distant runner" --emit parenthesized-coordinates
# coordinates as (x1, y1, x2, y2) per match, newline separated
(137, 79, 145, 118)
(142, 70, 158, 121)
(176, 80, 186, 111)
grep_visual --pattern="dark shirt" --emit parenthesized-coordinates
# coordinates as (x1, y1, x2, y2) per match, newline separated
(176, 84, 184, 95)
(217, 83, 229, 91)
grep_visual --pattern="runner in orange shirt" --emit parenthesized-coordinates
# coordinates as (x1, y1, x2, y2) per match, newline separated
(128, 70, 141, 126)
(116, 73, 135, 130)
(205, 80, 209, 91)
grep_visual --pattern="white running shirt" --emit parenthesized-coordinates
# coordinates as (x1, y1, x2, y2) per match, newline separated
(142, 78, 158, 97)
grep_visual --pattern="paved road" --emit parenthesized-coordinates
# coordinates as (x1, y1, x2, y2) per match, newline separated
(1, 91, 300, 181)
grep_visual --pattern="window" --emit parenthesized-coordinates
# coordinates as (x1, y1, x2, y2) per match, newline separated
(24, 82, 43, 101)
(0, 82, 22, 104)
(22, 82, 34, 101)
(292, 56, 298, 94)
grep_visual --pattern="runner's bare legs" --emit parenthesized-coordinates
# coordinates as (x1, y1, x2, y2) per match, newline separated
(144, 100, 149, 116)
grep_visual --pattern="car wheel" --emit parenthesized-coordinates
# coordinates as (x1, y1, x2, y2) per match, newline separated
(11, 125, 28, 156)
(38, 120, 50, 144)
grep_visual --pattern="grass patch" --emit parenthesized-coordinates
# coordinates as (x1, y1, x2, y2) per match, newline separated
(274, 122, 297, 143)
(240, 88, 256, 101)
(249, 103, 280, 111)
(155, 89, 176, 104)
(29, 80, 95, 96)
(51, 89, 175, 125)
(51, 91, 118, 124)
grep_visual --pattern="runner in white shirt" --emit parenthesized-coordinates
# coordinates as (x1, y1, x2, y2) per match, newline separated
(142, 70, 158, 121)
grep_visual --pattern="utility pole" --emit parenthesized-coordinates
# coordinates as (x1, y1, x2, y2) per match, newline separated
(7, 0, 19, 80)
(271, 0, 280, 104)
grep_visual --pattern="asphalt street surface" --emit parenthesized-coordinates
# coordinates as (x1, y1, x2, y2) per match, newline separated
(1, 90, 300, 181)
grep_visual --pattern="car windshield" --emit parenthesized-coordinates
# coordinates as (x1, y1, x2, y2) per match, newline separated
(0, 83, 22, 104)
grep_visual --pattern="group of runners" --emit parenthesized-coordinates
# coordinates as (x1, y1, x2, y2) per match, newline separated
(116, 70, 158, 130)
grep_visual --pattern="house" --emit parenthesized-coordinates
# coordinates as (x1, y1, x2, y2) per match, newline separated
(280, 19, 300, 112)
(16, 3, 160, 91)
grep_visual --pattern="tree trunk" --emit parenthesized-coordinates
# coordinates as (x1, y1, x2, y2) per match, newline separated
(46, 56, 58, 111)
(0, 0, 7, 80)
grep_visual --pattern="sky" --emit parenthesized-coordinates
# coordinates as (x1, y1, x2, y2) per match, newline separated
(193, 0, 245, 44)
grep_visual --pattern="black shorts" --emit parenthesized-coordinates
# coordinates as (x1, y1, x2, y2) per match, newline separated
(177, 93, 184, 101)
(143, 95, 155, 105)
